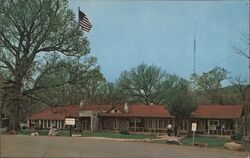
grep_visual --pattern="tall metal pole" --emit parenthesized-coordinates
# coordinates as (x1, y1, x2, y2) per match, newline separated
(193, 31, 196, 75)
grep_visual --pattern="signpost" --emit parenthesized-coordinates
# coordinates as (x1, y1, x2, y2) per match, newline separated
(191, 123, 197, 145)
(65, 117, 75, 136)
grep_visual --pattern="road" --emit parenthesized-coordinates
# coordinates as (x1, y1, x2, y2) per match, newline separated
(0, 135, 249, 158)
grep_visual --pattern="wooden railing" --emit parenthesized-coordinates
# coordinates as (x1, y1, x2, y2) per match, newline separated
(196, 129, 236, 135)
(129, 127, 167, 133)
(128, 128, 236, 135)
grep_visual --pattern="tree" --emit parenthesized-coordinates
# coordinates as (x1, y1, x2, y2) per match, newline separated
(163, 76, 196, 117)
(231, 76, 249, 102)
(232, 34, 250, 135)
(231, 76, 250, 135)
(164, 76, 196, 119)
(0, 0, 90, 131)
(22, 55, 99, 106)
(162, 75, 196, 134)
(232, 35, 250, 86)
(117, 63, 165, 104)
(191, 67, 229, 104)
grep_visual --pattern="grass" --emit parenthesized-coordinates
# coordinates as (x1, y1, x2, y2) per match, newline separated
(16, 130, 250, 151)
(180, 135, 250, 152)
(17, 130, 49, 136)
(80, 131, 152, 139)
(17, 130, 152, 139)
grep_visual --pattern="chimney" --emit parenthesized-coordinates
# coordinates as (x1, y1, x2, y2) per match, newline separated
(80, 100, 84, 108)
(124, 103, 128, 113)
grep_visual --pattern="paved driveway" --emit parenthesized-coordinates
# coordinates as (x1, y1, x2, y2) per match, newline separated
(0, 135, 249, 158)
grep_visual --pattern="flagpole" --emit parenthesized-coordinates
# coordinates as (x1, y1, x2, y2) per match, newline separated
(78, 7, 80, 22)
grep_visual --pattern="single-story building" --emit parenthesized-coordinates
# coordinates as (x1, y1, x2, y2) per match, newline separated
(28, 104, 243, 135)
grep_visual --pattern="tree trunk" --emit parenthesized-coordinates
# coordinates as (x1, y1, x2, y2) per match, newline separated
(7, 78, 22, 131)
(8, 102, 20, 131)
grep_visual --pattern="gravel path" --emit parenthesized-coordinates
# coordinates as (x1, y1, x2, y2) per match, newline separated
(1, 135, 249, 158)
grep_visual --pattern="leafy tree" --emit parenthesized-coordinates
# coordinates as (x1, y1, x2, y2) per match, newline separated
(22, 55, 99, 106)
(117, 63, 165, 104)
(161, 75, 197, 133)
(191, 67, 229, 104)
(0, 0, 90, 131)
(99, 82, 127, 104)
(163, 76, 196, 118)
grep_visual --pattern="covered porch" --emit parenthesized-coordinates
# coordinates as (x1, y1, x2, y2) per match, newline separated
(190, 118, 239, 136)
(100, 116, 174, 134)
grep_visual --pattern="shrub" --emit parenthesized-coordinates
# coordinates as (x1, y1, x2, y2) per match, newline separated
(120, 129, 129, 135)
(231, 132, 243, 140)
(34, 126, 40, 130)
(22, 126, 27, 130)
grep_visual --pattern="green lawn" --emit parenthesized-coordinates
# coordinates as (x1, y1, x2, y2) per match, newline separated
(180, 135, 250, 152)
(80, 131, 153, 139)
(17, 130, 49, 136)
(17, 130, 152, 139)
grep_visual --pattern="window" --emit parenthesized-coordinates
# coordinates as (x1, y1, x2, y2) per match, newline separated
(148, 119, 152, 128)
(31, 120, 38, 124)
(44, 120, 47, 128)
(209, 120, 219, 126)
(159, 120, 163, 128)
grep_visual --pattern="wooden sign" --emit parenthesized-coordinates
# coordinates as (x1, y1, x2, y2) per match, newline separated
(65, 118, 75, 125)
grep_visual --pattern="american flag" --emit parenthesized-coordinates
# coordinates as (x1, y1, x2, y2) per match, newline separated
(79, 10, 92, 32)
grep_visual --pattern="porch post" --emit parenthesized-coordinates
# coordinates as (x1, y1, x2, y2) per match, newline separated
(134, 117, 137, 132)
(154, 119, 156, 133)
(235, 119, 238, 133)
(91, 116, 93, 132)
(116, 116, 118, 130)
(39, 120, 41, 129)
(207, 119, 210, 135)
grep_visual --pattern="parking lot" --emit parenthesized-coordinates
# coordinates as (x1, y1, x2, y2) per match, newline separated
(1, 135, 249, 158)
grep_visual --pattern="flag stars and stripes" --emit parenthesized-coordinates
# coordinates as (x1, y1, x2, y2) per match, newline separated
(79, 10, 92, 32)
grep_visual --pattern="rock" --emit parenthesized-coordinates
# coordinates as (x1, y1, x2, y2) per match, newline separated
(194, 143, 208, 147)
(9, 130, 16, 135)
(243, 135, 250, 142)
(30, 132, 39, 136)
(48, 127, 59, 136)
(223, 142, 244, 151)
(166, 138, 182, 145)
(72, 134, 81, 137)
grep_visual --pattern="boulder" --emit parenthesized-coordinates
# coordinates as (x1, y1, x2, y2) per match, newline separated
(223, 142, 244, 151)
(48, 127, 59, 136)
(166, 138, 182, 145)
(194, 143, 208, 147)
(30, 132, 39, 136)
(243, 135, 250, 142)
(9, 130, 16, 135)
(72, 134, 81, 137)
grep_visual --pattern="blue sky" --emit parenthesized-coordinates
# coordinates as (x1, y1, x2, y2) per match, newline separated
(69, 0, 249, 83)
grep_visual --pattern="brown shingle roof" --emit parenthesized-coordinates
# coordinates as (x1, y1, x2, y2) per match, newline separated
(99, 104, 172, 118)
(29, 104, 243, 120)
(191, 105, 243, 119)
(29, 105, 79, 120)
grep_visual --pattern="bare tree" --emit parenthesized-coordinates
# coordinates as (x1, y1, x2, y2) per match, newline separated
(232, 34, 250, 135)
(231, 76, 249, 136)
(233, 34, 250, 86)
